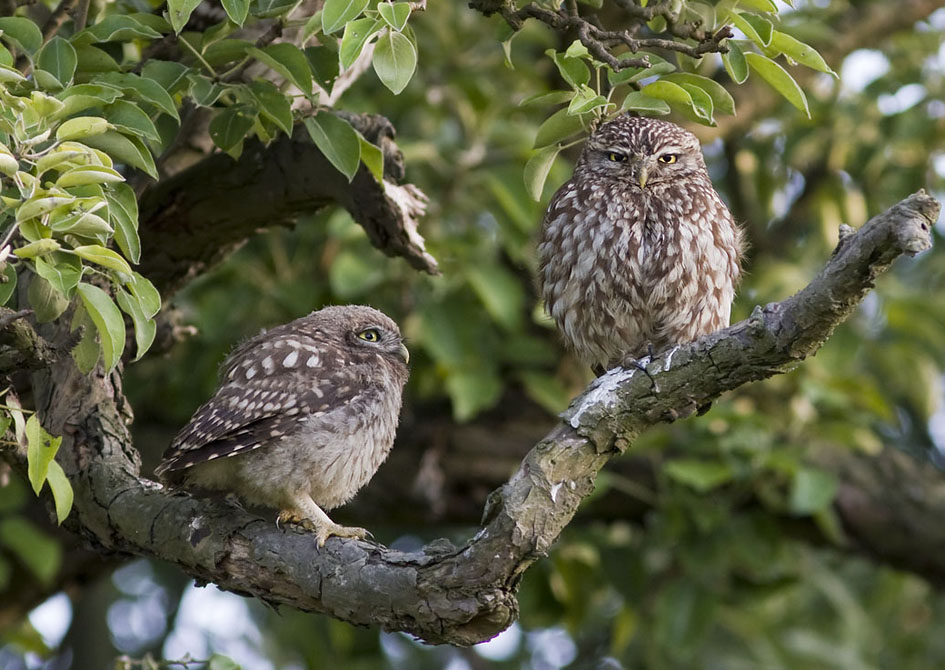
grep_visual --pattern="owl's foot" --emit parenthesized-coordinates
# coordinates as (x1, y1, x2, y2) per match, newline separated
(277, 508, 372, 548)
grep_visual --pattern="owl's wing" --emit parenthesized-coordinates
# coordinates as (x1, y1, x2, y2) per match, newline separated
(155, 328, 363, 478)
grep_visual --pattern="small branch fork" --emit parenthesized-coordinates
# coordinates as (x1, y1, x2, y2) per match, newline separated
(469, 0, 733, 70)
(12, 192, 934, 646)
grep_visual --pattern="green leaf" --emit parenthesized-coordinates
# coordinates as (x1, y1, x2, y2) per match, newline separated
(27, 273, 69, 322)
(37, 37, 77, 86)
(26, 414, 62, 496)
(567, 85, 608, 115)
(663, 73, 735, 116)
(55, 83, 123, 118)
(322, 0, 370, 34)
(248, 43, 313, 96)
(547, 49, 590, 89)
(0, 263, 17, 306)
(373, 30, 417, 94)
(731, 11, 772, 48)
(209, 106, 256, 159)
(76, 282, 125, 371)
(105, 183, 140, 264)
(104, 100, 161, 142)
(519, 90, 573, 108)
(222, 0, 252, 26)
(17, 195, 76, 222)
(187, 74, 226, 107)
(533, 107, 589, 148)
(83, 131, 158, 178)
(305, 46, 340, 93)
(247, 80, 294, 135)
(722, 40, 748, 84)
(0, 518, 61, 586)
(70, 302, 100, 372)
(744, 52, 809, 116)
(33, 253, 82, 297)
(790, 467, 838, 515)
(75, 15, 164, 45)
(56, 165, 125, 188)
(621, 91, 671, 114)
(378, 1, 411, 31)
(14, 240, 62, 259)
(357, 134, 384, 184)
(45, 461, 73, 524)
(769, 31, 837, 76)
(73, 45, 121, 77)
(467, 264, 525, 331)
(640, 80, 712, 123)
(339, 17, 382, 70)
(203, 39, 253, 67)
(56, 117, 111, 142)
(446, 368, 502, 422)
(72, 244, 133, 276)
(0, 17, 43, 54)
(737, 0, 777, 11)
(304, 113, 361, 181)
(679, 82, 714, 123)
(207, 654, 241, 670)
(664, 459, 734, 493)
(129, 271, 161, 317)
(116, 287, 156, 361)
(141, 60, 192, 96)
(252, 0, 301, 19)
(524, 144, 560, 201)
(167, 0, 203, 34)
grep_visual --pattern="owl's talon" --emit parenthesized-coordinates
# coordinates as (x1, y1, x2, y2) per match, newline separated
(277, 510, 371, 547)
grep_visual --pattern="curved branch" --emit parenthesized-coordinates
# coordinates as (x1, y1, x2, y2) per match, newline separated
(137, 113, 438, 299)
(14, 191, 931, 645)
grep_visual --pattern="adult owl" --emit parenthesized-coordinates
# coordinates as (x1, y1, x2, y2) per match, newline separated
(155, 305, 410, 546)
(537, 115, 744, 374)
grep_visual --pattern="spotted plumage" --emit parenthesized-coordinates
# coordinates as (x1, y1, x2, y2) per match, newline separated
(155, 305, 410, 546)
(537, 115, 744, 372)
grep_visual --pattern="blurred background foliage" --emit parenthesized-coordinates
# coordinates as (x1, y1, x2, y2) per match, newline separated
(4, 0, 945, 668)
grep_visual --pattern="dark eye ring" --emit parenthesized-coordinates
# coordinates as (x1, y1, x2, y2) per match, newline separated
(357, 328, 381, 343)
(607, 151, 627, 162)
(658, 153, 678, 164)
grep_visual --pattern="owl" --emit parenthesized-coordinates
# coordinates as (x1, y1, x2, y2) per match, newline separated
(537, 115, 744, 374)
(155, 305, 410, 547)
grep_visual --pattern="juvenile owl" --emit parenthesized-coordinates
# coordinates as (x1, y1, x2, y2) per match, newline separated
(155, 305, 409, 546)
(537, 115, 744, 373)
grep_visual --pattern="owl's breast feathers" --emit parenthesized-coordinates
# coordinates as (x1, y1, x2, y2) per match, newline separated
(539, 174, 742, 368)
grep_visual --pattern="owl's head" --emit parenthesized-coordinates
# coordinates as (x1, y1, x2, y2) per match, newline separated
(576, 115, 706, 188)
(311, 304, 410, 369)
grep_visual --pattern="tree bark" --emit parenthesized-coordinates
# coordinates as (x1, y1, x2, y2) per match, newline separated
(3, 191, 935, 645)
(136, 112, 438, 299)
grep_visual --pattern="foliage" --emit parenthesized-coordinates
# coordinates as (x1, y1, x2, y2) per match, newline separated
(0, 0, 944, 668)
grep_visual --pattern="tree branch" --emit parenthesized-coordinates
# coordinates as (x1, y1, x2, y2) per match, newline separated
(11, 191, 933, 645)
(137, 113, 438, 299)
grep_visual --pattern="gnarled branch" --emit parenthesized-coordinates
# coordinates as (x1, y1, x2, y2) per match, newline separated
(137, 112, 438, 299)
(15, 191, 934, 645)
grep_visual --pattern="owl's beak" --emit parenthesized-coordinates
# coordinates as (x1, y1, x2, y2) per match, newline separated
(630, 155, 649, 189)
(397, 341, 410, 365)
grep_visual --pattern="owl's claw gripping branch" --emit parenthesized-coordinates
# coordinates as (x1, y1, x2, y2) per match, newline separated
(277, 508, 370, 549)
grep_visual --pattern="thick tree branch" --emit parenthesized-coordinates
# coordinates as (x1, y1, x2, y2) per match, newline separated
(137, 113, 438, 299)
(10, 191, 932, 646)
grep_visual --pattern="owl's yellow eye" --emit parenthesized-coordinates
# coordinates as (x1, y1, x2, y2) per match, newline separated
(357, 328, 381, 342)
(607, 151, 627, 162)
(658, 153, 678, 164)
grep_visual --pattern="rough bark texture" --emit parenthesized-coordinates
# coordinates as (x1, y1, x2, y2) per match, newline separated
(6, 191, 936, 645)
(137, 112, 438, 298)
